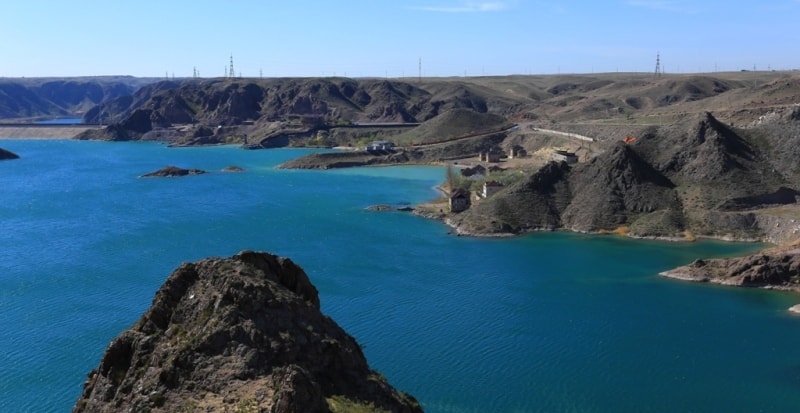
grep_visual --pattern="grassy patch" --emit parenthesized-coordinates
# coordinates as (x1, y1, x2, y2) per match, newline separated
(326, 395, 390, 413)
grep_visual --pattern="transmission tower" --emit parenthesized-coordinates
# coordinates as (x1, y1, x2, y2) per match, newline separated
(654, 52, 662, 76)
(229, 55, 235, 78)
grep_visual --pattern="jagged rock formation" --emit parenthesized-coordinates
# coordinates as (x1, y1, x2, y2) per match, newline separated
(73, 251, 422, 413)
(0, 147, 19, 160)
(78, 78, 518, 146)
(450, 110, 800, 240)
(140, 165, 207, 177)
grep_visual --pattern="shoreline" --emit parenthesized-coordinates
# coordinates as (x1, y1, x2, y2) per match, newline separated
(0, 135, 76, 140)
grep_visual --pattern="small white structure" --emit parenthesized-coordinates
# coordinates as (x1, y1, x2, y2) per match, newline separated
(479, 147, 504, 163)
(367, 140, 395, 151)
(482, 181, 504, 198)
(509, 145, 527, 159)
(552, 150, 578, 164)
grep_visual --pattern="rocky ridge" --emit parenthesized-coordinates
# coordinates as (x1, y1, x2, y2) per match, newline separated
(73, 251, 421, 413)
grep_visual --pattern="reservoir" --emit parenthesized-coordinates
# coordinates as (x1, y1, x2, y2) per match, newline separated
(0, 139, 797, 412)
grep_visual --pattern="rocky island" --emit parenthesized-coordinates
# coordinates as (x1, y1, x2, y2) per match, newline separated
(141, 165, 207, 177)
(0, 147, 19, 160)
(73, 251, 421, 413)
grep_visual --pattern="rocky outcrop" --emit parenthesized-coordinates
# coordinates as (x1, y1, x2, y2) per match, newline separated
(0, 147, 19, 160)
(562, 142, 680, 233)
(222, 165, 245, 172)
(141, 165, 207, 177)
(73, 251, 422, 413)
(660, 246, 800, 291)
(449, 161, 571, 235)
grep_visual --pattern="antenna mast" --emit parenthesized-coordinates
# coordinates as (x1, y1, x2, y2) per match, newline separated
(229, 55, 235, 78)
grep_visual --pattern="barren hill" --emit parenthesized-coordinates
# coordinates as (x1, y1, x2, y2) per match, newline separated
(448, 108, 800, 242)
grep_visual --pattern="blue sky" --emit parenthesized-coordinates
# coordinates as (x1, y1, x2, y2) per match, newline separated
(1, 0, 798, 78)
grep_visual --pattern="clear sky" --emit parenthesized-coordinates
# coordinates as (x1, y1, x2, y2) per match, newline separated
(1, 0, 798, 78)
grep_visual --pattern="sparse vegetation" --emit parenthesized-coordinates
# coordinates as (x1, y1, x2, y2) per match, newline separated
(327, 395, 391, 413)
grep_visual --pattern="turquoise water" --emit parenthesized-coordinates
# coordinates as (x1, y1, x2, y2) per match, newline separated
(1, 140, 799, 412)
(34, 118, 83, 124)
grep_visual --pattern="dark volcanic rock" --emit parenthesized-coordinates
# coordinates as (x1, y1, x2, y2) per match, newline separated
(562, 142, 681, 234)
(73, 251, 422, 413)
(0, 147, 19, 160)
(141, 165, 207, 177)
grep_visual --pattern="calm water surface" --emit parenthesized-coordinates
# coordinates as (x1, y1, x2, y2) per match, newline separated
(1, 140, 798, 412)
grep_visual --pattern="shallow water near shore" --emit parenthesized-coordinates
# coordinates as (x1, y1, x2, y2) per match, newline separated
(1, 140, 799, 412)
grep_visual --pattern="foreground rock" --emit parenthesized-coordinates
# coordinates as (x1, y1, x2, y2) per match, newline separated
(73, 251, 422, 413)
(0, 147, 19, 160)
(659, 245, 800, 291)
(141, 165, 207, 177)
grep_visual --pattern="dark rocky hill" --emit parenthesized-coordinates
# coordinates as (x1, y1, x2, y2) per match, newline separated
(70, 71, 800, 147)
(449, 109, 800, 241)
(73, 251, 421, 413)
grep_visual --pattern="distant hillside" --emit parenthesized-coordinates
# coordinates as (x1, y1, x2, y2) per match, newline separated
(0, 77, 153, 120)
(393, 108, 512, 145)
(69, 71, 800, 146)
